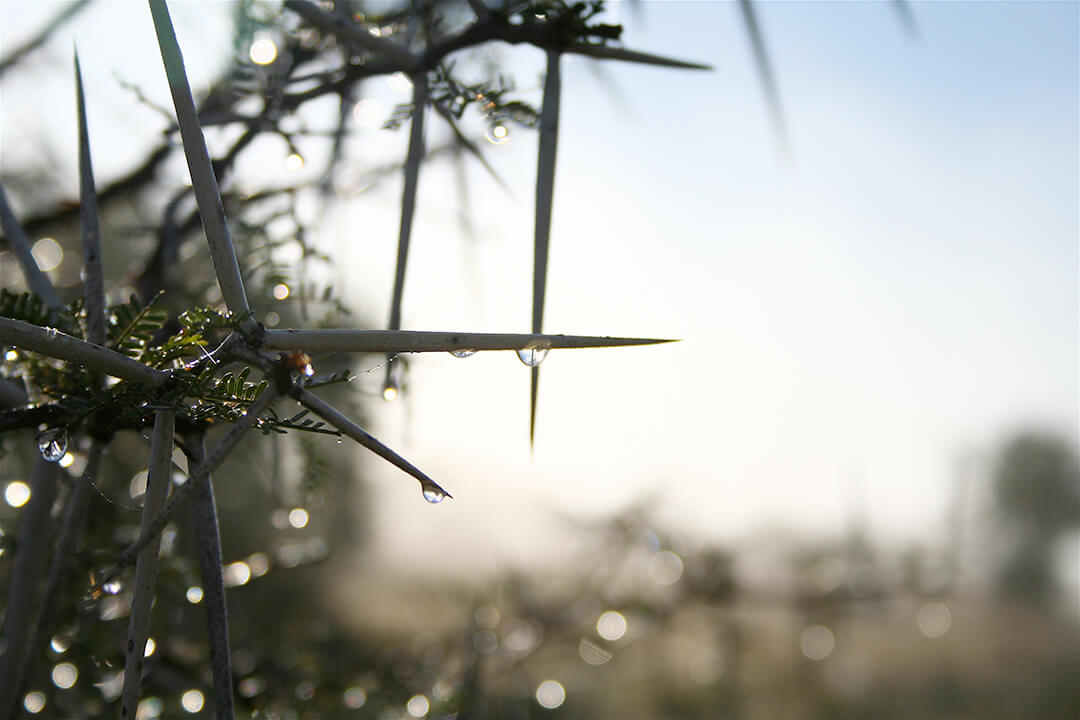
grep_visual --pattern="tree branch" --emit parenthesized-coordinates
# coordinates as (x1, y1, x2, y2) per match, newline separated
(0, 316, 169, 386)
(120, 409, 175, 719)
(262, 328, 675, 353)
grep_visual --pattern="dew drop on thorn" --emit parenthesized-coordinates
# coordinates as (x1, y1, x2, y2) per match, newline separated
(37, 427, 68, 462)
(422, 487, 446, 504)
(516, 348, 549, 367)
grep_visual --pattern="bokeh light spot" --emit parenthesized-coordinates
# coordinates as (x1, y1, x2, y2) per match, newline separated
(247, 552, 270, 577)
(273, 283, 290, 300)
(52, 662, 78, 689)
(473, 630, 497, 654)
(180, 689, 204, 713)
(917, 602, 952, 638)
(31, 237, 63, 272)
(5, 481, 30, 507)
(224, 561, 251, 587)
(288, 508, 309, 528)
(285, 153, 304, 172)
(352, 98, 384, 127)
(486, 124, 509, 144)
(648, 550, 684, 585)
(535, 680, 565, 709)
(136, 696, 162, 719)
(22, 692, 45, 714)
(295, 680, 315, 700)
(800, 625, 835, 661)
(239, 677, 266, 698)
(596, 610, 627, 641)
(578, 638, 612, 665)
(186, 586, 204, 604)
(343, 686, 367, 709)
(249, 35, 277, 65)
(406, 694, 430, 717)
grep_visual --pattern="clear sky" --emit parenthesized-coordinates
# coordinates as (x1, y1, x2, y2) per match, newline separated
(2, 1, 1077, 575)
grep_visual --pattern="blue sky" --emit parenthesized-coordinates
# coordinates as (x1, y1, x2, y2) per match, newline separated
(1, 2, 1077, 575)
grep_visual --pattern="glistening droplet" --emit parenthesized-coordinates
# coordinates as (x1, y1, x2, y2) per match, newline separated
(37, 428, 68, 462)
(422, 487, 447, 504)
(485, 124, 509, 145)
(449, 349, 477, 358)
(516, 348, 549, 367)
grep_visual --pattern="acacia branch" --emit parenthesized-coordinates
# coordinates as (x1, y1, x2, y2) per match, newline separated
(0, 461, 60, 720)
(0, 185, 62, 310)
(388, 74, 429, 332)
(102, 388, 281, 586)
(24, 444, 103, 705)
(121, 410, 175, 719)
(75, 50, 107, 347)
(185, 433, 235, 720)
(148, 0, 252, 323)
(531, 48, 562, 446)
(291, 386, 451, 499)
(0, 317, 169, 386)
(262, 329, 674, 353)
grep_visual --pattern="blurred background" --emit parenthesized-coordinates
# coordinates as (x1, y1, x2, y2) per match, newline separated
(1, 1, 1077, 718)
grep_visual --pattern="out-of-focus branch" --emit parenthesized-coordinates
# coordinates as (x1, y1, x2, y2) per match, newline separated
(0, 185, 63, 310)
(0, 461, 60, 720)
(185, 432, 236, 720)
(0, 0, 93, 77)
(120, 409, 175, 719)
(23, 444, 103, 710)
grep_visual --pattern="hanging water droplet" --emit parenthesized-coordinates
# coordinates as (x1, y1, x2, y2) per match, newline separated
(382, 381, 399, 402)
(336, 435, 343, 445)
(37, 427, 68, 462)
(516, 348, 549, 367)
(383, 361, 403, 402)
(449, 349, 477, 359)
(422, 487, 447, 504)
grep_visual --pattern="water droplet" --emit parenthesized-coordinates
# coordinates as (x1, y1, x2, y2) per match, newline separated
(382, 383, 399, 402)
(336, 435, 343, 444)
(485, 124, 509, 145)
(449, 349, 477, 358)
(383, 362, 403, 402)
(37, 428, 68, 462)
(516, 348, 549, 367)
(422, 487, 447, 504)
